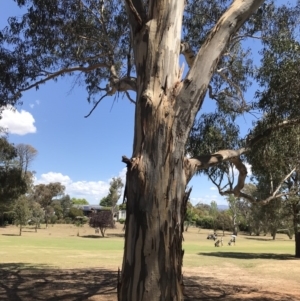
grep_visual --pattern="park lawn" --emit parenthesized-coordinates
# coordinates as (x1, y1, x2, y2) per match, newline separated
(0, 223, 298, 284)
(0, 223, 124, 269)
(183, 228, 298, 286)
(1, 224, 300, 300)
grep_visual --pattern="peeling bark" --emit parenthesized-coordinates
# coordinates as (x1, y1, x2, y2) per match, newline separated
(118, 1, 265, 300)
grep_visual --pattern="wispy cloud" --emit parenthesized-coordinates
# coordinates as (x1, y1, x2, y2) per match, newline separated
(29, 100, 40, 109)
(0, 105, 36, 135)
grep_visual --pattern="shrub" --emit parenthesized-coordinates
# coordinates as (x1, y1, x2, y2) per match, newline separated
(89, 211, 115, 237)
(196, 217, 214, 229)
(68, 207, 84, 220)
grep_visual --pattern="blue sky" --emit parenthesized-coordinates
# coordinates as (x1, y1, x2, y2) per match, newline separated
(0, 1, 262, 206)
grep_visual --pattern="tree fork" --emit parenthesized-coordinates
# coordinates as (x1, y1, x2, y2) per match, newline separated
(118, 0, 265, 300)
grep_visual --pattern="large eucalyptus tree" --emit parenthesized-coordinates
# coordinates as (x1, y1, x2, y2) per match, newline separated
(1, 0, 300, 300)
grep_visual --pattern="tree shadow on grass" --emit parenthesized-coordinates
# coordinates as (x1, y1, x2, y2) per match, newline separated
(80, 234, 125, 239)
(184, 274, 299, 301)
(80, 235, 105, 239)
(0, 263, 118, 301)
(244, 237, 286, 241)
(1, 234, 19, 236)
(198, 252, 296, 260)
(0, 263, 298, 301)
(107, 233, 125, 238)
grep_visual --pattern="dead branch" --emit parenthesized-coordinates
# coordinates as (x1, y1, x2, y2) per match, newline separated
(84, 93, 108, 118)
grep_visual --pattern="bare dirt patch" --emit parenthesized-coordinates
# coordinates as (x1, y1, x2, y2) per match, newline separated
(1, 264, 300, 301)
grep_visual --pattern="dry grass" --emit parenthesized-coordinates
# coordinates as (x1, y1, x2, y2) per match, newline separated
(1, 224, 300, 300)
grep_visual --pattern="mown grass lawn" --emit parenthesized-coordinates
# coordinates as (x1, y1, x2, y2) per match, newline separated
(1, 223, 299, 301)
(0, 223, 296, 272)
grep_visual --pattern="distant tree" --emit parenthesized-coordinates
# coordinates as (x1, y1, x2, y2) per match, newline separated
(216, 210, 232, 235)
(51, 200, 64, 220)
(32, 182, 65, 228)
(74, 215, 88, 236)
(68, 207, 84, 220)
(15, 143, 37, 175)
(99, 177, 123, 208)
(119, 203, 126, 211)
(209, 201, 219, 231)
(60, 195, 72, 217)
(89, 211, 115, 237)
(44, 206, 55, 226)
(13, 196, 31, 236)
(239, 184, 257, 235)
(194, 203, 211, 216)
(30, 201, 44, 232)
(0, 134, 27, 205)
(184, 201, 196, 232)
(71, 198, 89, 205)
(227, 195, 240, 235)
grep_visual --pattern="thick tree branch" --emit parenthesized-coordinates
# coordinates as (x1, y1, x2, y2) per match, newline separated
(185, 118, 300, 198)
(110, 77, 137, 93)
(201, 157, 247, 198)
(228, 156, 248, 197)
(184, 148, 246, 182)
(180, 42, 195, 68)
(220, 167, 296, 205)
(178, 0, 264, 115)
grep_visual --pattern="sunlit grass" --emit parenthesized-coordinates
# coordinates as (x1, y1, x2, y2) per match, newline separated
(0, 223, 297, 284)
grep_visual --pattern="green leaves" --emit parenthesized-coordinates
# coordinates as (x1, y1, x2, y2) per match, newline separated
(0, 136, 27, 203)
(99, 177, 123, 208)
(0, 0, 131, 107)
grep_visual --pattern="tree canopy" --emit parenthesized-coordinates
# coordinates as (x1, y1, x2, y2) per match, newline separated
(99, 177, 123, 208)
(89, 210, 115, 237)
(71, 197, 89, 205)
(0, 133, 27, 203)
(31, 182, 65, 227)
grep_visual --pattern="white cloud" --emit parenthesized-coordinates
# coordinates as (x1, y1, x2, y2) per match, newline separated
(0, 105, 36, 135)
(35, 172, 112, 204)
(29, 100, 40, 109)
(37, 172, 72, 186)
(210, 187, 217, 190)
